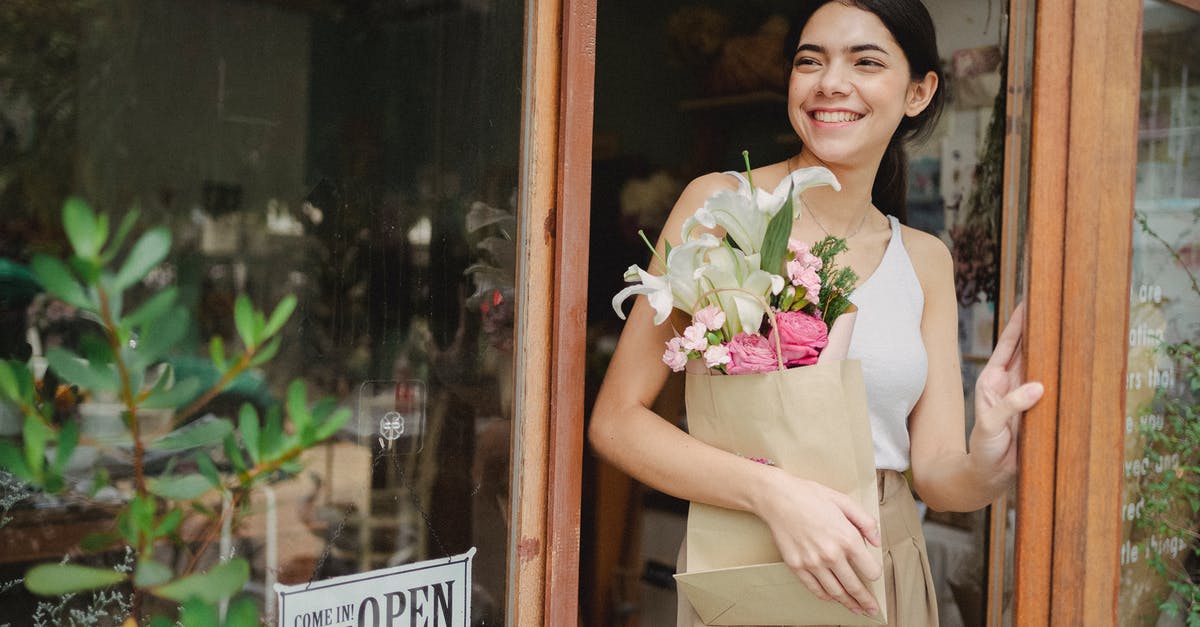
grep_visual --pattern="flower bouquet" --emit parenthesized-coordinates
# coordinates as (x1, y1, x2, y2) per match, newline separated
(613, 156, 884, 625)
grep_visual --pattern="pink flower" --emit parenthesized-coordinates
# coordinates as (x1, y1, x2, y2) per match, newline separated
(768, 310, 828, 367)
(787, 239, 823, 271)
(682, 323, 710, 352)
(693, 305, 726, 332)
(662, 337, 689, 372)
(703, 344, 731, 369)
(726, 333, 780, 374)
(786, 261, 822, 304)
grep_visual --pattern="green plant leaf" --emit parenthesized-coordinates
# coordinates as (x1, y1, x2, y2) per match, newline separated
(62, 197, 101, 259)
(152, 558, 249, 604)
(23, 415, 52, 479)
(129, 494, 156, 541)
(101, 209, 141, 265)
(286, 380, 311, 433)
(133, 306, 189, 368)
(155, 508, 184, 537)
(260, 407, 284, 461)
(0, 361, 19, 401)
(25, 563, 128, 596)
(134, 559, 174, 587)
(149, 417, 234, 452)
(79, 531, 121, 552)
(210, 336, 227, 372)
(148, 474, 212, 500)
(262, 295, 297, 338)
(249, 336, 282, 368)
(0, 441, 34, 482)
(759, 183, 794, 276)
(223, 433, 247, 474)
(124, 287, 179, 330)
(46, 347, 119, 393)
(177, 598, 220, 627)
(234, 295, 256, 350)
(50, 420, 79, 476)
(312, 407, 352, 444)
(238, 404, 261, 465)
(29, 255, 90, 309)
(113, 228, 171, 291)
(194, 451, 222, 489)
(223, 595, 261, 627)
(142, 377, 201, 410)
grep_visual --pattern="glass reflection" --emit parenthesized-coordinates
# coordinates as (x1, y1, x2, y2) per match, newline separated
(0, 1, 522, 624)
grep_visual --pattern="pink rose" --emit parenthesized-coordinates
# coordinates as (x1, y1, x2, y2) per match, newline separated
(726, 333, 780, 374)
(693, 305, 726, 332)
(768, 310, 828, 367)
(662, 337, 688, 372)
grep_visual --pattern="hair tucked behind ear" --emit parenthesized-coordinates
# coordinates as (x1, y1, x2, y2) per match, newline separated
(784, 0, 944, 223)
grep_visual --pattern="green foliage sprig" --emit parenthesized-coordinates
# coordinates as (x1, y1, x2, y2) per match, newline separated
(0, 198, 350, 625)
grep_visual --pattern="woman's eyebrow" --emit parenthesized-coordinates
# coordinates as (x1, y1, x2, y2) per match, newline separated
(795, 42, 891, 55)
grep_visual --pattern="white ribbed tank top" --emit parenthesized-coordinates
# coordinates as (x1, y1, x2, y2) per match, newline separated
(846, 215, 928, 471)
(720, 172, 928, 470)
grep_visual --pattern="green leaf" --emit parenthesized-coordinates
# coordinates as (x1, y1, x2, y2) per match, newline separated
(286, 380, 310, 433)
(223, 433, 247, 474)
(133, 306, 189, 367)
(101, 209, 141, 265)
(313, 408, 351, 443)
(46, 347, 119, 393)
(224, 595, 261, 627)
(25, 563, 127, 596)
(62, 197, 101, 259)
(69, 255, 103, 287)
(239, 404, 261, 465)
(0, 361, 20, 401)
(50, 420, 79, 476)
(210, 336, 227, 371)
(152, 558, 249, 604)
(129, 495, 156, 540)
(79, 531, 121, 552)
(134, 559, 174, 587)
(260, 407, 284, 461)
(262, 295, 297, 338)
(148, 474, 212, 500)
(194, 451, 222, 489)
(0, 441, 34, 482)
(23, 416, 52, 479)
(234, 295, 256, 350)
(113, 228, 171, 291)
(248, 336, 281, 368)
(125, 287, 179, 330)
(177, 598, 220, 627)
(30, 255, 90, 309)
(150, 417, 234, 452)
(155, 508, 184, 537)
(142, 377, 202, 410)
(759, 183, 794, 276)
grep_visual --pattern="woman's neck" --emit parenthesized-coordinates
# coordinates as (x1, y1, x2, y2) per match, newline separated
(791, 150, 878, 221)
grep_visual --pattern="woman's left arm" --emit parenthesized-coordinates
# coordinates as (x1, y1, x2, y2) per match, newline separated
(906, 231, 1045, 512)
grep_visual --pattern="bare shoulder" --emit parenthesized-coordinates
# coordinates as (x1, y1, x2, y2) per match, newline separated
(660, 171, 743, 245)
(898, 224, 953, 288)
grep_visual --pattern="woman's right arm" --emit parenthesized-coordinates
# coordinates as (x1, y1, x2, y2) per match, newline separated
(587, 174, 886, 618)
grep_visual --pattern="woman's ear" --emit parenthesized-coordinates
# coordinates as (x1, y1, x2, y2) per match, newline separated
(905, 70, 939, 117)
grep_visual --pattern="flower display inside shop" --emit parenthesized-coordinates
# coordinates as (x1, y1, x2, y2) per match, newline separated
(613, 153, 858, 375)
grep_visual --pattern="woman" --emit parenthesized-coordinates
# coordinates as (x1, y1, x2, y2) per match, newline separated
(588, 1, 1045, 625)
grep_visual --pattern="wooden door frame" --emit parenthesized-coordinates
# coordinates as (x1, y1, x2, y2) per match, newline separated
(509, 0, 596, 624)
(1013, 0, 1147, 624)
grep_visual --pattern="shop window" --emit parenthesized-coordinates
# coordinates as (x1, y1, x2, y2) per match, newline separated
(0, 0, 523, 624)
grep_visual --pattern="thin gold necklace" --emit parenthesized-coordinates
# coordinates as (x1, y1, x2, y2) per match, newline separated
(802, 194, 872, 240)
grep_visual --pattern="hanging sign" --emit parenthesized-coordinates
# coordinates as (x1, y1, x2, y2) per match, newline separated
(275, 548, 474, 627)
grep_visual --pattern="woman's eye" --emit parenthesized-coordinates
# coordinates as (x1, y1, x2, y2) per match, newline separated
(856, 58, 884, 68)
(793, 57, 819, 68)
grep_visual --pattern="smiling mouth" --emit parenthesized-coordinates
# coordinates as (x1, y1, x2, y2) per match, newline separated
(810, 111, 863, 123)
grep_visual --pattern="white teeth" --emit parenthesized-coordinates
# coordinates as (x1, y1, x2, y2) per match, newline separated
(812, 111, 862, 123)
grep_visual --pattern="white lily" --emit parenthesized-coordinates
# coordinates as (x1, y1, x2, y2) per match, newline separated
(681, 166, 841, 255)
(612, 234, 721, 324)
(696, 244, 785, 336)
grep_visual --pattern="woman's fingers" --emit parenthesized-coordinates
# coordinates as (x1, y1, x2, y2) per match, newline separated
(987, 302, 1026, 371)
(833, 560, 881, 616)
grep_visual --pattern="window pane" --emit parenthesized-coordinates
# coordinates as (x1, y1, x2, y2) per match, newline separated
(1118, 2, 1200, 624)
(0, 1, 523, 624)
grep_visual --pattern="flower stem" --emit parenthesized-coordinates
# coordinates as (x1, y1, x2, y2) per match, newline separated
(637, 230, 668, 270)
(742, 150, 755, 190)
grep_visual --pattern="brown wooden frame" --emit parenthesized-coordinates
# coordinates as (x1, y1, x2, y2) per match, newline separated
(509, 0, 597, 624)
(1013, 0, 1145, 624)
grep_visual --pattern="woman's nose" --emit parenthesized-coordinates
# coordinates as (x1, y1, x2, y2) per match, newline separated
(816, 63, 851, 96)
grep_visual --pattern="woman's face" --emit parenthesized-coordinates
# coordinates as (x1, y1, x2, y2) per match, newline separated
(787, 2, 935, 169)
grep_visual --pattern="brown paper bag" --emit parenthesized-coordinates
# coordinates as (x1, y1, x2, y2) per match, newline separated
(675, 357, 885, 626)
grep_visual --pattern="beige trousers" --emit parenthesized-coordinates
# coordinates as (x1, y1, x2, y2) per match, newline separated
(676, 469, 940, 627)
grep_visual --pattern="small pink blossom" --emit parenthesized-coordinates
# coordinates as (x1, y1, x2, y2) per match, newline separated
(682, 323, 710, 352)
(787, 239, 823, 271)
(768, 310, 828, 367)
(703, 344, 731, 369)
(786, 261, 822, 305)
(726, 333, 779, 374)
(693, 305, 726, 332)
(662, 337, 688, 372)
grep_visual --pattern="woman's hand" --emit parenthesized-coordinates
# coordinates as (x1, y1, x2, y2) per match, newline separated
(968, 302, 1045, 483)
(754, 470, 883, 617)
